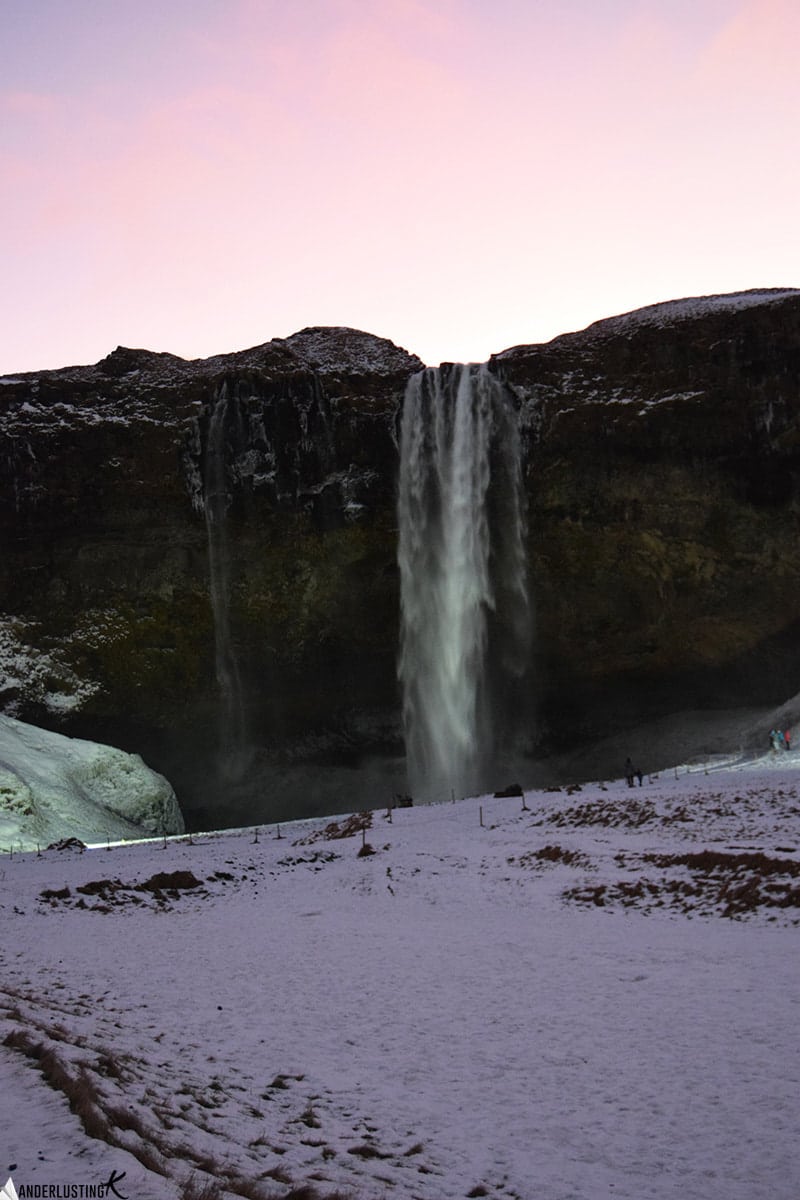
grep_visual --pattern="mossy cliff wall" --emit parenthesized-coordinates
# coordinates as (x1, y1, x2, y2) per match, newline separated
(0, 331, 420, 821)
(1, 292, 799, 821)
(493, 290, 800, 748)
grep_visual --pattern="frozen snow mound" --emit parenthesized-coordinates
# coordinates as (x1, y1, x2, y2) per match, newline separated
(0, 716, 184, 851)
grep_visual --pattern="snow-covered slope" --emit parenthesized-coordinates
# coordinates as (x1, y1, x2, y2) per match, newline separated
(0, 716, 184, 850)
(569, 286, 800, 341)
(1, 754, 798, 1200)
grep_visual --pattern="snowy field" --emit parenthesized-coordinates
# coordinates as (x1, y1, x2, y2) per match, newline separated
(2, 754, 799, 1200)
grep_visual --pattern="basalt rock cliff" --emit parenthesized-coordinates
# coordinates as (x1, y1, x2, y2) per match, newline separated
(493, 290, 800, 751)
(1, 290, 799, 826)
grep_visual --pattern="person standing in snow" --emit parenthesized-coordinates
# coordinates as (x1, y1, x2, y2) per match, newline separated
(785, 729, 792, 751)
(625, 757, 635, 787)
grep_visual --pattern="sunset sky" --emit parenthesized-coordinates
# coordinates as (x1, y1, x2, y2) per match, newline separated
(2, 0, 799, 373)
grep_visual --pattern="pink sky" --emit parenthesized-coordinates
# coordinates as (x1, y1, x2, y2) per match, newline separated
(2, 0, 799, 373)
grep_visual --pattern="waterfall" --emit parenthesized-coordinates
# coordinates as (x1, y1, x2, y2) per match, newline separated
(204, 387, 249, 780)
(397, 363, 530, 802)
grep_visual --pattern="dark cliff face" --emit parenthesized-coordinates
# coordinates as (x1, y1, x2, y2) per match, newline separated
(0, 328, 422, 824)
(2, 291, 800, 825)
(492, 289, 800, 747)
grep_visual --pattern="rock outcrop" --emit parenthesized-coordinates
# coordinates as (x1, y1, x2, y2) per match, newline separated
(1, 291, 799, 824)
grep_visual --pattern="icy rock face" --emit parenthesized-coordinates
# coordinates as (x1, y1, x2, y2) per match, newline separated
(0, 715, 184, 850)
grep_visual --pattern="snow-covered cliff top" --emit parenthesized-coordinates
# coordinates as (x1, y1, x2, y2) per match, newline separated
(276, 326, 424, 376)
(3, 293, 798, 385)
(491, 288, 800, 362)
(0, 328, 424, 387)
(571, 288, 800, 341)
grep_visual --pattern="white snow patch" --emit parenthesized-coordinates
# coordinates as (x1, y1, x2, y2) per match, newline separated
(0, 618, 101, 716)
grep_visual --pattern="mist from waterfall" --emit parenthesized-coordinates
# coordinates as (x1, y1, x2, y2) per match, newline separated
(204, 387, 249, 780)
(397, 364, 530, 803)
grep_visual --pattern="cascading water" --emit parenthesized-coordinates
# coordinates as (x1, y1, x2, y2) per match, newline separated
(204, 387, 249, 780)
(397, 363, 530, 802)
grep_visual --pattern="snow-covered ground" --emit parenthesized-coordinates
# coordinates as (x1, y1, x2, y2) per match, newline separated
(1, 753, 799, 1200)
